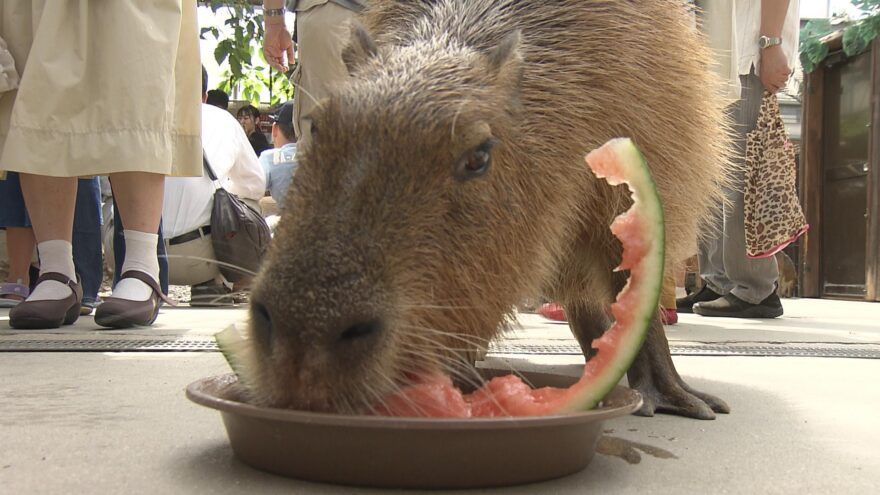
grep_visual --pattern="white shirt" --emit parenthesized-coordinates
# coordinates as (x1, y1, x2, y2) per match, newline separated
(162, 104, 266, 239)
(698, 0, 799, 102)
(735, 0, 800, 77)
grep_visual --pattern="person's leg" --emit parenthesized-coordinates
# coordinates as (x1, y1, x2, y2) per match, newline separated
(720, 73, 779, 305)
(165, 235, 221, 287)
(165, 234, 232, 306)
(696, 202, 733, 295)
(156, 219, 169, 295)
(677, 203, 728, 312)
(72, 177, 104, 305)
(112, 197, 124, 286)
(694, 73, 781, 318)
(18, 174, 78, 301)
(107, 171, 164, 301)
(112, 192, 169, 294)
(660, 272, 678, 325)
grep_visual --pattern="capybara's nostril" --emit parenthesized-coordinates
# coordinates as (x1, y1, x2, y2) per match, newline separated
(250, 301, 273, 347)
(339, 319, 383, 342)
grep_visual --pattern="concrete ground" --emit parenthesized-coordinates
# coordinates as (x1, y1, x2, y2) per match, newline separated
(1, 298, 879, 494)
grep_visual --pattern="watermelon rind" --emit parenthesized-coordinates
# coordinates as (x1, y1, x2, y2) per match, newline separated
(215, 324, 252, 386)
(561, 138, 665, 412)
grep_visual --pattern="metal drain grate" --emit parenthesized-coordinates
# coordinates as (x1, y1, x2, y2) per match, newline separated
(1, 337, 879, 358)
(0, 339, 217, 352)
(489, 342, 880, 359)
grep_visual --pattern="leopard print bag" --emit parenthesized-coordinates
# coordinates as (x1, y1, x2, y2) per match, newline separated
(743, 92, 809, 259)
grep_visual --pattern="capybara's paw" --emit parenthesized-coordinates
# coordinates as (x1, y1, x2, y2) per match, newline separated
(680, 381, 730, 414)
(632, 381, 717, 420)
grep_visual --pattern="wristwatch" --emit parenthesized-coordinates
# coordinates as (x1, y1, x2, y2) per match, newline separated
(758, 35, 782, 49)
(264, 7, 286, 17)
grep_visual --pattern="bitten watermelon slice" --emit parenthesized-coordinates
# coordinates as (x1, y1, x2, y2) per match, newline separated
(376, 138, 665, 417)
(215, 324, 253, 388)
(217, 138, 664, 418)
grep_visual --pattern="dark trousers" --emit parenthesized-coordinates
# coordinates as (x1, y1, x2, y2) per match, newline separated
(72, 177, 104, 303)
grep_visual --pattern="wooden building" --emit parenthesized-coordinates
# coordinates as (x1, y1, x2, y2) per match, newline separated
(800, 35, 880, 301)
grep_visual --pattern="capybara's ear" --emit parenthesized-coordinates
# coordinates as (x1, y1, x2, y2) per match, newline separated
(343, 20, 379, 75)
(486, 31, 522, 71)
(485, 31, 524, 106)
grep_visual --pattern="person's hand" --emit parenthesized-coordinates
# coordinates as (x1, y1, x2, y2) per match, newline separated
(759, 45, 790, 94)
(263, 21, 294, 72)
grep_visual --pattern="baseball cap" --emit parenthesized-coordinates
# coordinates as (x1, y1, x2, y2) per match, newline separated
(269, 101, 294, 125)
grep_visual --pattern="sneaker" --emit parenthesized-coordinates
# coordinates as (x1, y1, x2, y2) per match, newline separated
(538, 303, 567, 322)
(675, 285, 721, 314)
(80, 298, 101, 316)
(693, 292, 783, 319)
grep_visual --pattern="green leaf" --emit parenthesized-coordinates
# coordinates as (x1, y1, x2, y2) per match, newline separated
(214, 40, 232, 65)
(203, 0, 272, 103)
(843, 14, 880, 57)
(799, 19, 835, 73)
(800, 18, 833, 40)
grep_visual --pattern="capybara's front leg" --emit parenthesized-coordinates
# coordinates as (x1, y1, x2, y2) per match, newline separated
(626, 316, 730, 419)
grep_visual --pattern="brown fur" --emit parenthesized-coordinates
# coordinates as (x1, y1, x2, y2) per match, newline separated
(244, 0, 730, 414)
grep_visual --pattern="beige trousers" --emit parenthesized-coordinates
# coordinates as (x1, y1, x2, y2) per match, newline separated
(164, 234, 221, 287)
(291, 1, 358, 149)
(0, 0, 202, 178)
(163, 198, 260, 287)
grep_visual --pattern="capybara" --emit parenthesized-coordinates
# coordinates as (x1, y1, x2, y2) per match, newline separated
(244, 0, 731, 419)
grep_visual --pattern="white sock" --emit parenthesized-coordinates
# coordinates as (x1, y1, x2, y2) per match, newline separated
(112, 230, 160, 302)
(29, 240, 77, 301)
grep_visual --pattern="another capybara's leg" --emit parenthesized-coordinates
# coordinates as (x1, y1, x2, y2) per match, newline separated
(566, 303, 610, 361)
(626, 316, 729, 419)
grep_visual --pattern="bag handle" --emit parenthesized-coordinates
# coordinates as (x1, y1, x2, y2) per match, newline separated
(202, 150, 222, 190)
(759, 91, 787, 135)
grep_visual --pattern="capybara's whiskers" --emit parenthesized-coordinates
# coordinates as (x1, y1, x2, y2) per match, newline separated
(160, 254, 258, 276)
(401, 324, 493, 348)
(398, 303, 477, 311)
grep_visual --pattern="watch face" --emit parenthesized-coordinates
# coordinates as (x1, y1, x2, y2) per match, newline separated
(759, 36, 780, 48)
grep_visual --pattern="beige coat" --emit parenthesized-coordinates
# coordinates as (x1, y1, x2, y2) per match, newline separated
(0, 0, 202, 178)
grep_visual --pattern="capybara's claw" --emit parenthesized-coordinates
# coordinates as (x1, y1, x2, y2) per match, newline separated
(680, 381, 730, 414)
(632, 381, 717, 420)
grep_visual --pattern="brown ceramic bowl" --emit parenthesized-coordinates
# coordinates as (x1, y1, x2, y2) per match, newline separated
(186, 369, 642, 489)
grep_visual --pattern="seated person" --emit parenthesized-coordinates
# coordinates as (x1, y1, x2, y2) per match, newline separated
(259, 100, 298, 206)
(162, 68, 266, 305)
(205, 88, 229, 111)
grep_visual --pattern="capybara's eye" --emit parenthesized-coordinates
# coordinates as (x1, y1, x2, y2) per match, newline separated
(455, 138, 497, 181)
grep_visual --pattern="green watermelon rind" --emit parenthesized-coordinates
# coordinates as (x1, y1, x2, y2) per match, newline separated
(562, 138, 665, 412)
(215, 325, 252, 386)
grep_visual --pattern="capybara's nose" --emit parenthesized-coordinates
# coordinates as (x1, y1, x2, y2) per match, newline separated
(338, 318, 384, 342)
